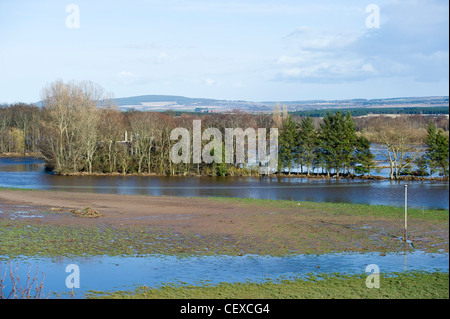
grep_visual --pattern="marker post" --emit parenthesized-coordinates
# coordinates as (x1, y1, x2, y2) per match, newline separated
(404, 184, 408, 243)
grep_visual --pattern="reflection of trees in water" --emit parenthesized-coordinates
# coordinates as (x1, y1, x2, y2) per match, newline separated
(0, 157, 448, 209)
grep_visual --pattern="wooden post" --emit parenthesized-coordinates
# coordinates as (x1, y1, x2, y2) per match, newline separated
(404, 184, 408, 243)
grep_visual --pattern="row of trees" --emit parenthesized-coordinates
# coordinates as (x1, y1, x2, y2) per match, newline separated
(1, 80, 448, 179)
(278, 111, 449, 179)
(420, 122, 449, 178)
(291, 106, 449, 118)
(278, 112, 376, 177)
(362, 116, 449, 179)
(13, 80, 276, 176)
(0, 103, 42, 154)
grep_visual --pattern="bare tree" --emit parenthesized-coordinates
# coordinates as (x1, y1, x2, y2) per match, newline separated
(373, 119, 422, 179)
(98, 108, 126, 173)
(40, 80, 111, 173)
(272, 103, 282, 128)
(129, 112, 156, 173)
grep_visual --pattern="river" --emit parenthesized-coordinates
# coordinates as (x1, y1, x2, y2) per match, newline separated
(0, 157, 448, 209)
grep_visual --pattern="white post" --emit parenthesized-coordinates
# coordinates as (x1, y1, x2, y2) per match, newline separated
(404, 184, 408, 243)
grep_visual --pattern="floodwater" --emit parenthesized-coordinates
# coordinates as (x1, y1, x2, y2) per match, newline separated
(0, 157, 448, 298)
(1, 251, 448, 298)
(0, 157, 448, 209)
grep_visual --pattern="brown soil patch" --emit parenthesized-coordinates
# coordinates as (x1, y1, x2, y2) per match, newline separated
(0, 190, 270, 230)
(0, 189, 447, 255)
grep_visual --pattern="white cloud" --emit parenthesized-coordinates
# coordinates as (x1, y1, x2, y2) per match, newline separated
(204, 78, 218, 86)
(170, 1, 337, 16)
(361, 63, 375, 73)
(286, 27, 360, 51)
(277, 58, 379, 83)
(272, 0, 448, 84)
(276, 54, 310, 65)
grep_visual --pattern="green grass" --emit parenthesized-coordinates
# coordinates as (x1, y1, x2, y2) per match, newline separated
(88, 271, 449, 299)
(0, 221, 174, 258)
(0, 187, 36, 191)
(0, 220, 251, 258)
(205, 196, 449, 222)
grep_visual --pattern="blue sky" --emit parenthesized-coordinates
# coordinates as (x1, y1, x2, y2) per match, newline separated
(0, 0, 448, 103)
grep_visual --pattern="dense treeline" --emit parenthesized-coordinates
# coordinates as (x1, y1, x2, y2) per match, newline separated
(1, 80, 448, 179)
(278, 112, 449, 179)
(0, 103, 42, 154)
(278, 112, 376, 177)
(291, 106, 449, 118)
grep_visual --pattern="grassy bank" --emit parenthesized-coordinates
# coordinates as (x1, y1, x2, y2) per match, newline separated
(88, 271, 449, 299)
(206, 196, 449, 221)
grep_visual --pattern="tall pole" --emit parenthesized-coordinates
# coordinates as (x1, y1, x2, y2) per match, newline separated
(404, 184, 408, 243)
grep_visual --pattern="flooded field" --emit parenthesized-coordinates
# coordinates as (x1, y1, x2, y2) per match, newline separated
(0, 157, 448, 299)
(1, 251, 448, 298)
(0, 157, 448, 209)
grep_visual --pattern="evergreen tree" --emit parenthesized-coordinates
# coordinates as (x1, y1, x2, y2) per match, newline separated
(298, 116, 317, 176)
(343, 112, 358, 174)
(425, 121, 437, 150)
(424, 121, 449, 178)
(414, 156, 429, 176)
(434, 130, 449, 178)
(354, 135, 376, 176)
(318, 111, 347, 177)
(278, 115, 299, 175)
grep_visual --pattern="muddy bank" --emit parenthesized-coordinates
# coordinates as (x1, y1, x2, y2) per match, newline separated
(0, 152, 42, 158)
(0, 189, 448, 257)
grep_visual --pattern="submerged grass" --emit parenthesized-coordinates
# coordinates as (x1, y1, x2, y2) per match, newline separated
(88, 271, 449, 299)
(0, 220, 259, 258)
(202, 196, 449, 254)
(0, 221, 195, 258)
(0, 196, 448, 258)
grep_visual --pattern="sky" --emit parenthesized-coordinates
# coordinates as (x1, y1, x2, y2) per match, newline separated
(0, 0, 448, 104)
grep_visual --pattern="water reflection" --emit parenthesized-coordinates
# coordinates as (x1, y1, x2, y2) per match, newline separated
(1, 251, 448, 298)
(0, 157, 448, 209)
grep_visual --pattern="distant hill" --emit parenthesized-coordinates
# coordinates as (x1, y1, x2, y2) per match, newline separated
(112, 95, 449, 113)
(114, 95, 220, 106)
(33, 95, 448, 113)
(114, 94, 266, 112)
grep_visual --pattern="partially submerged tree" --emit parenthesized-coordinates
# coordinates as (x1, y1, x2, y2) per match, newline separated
(373, 119, 422, 180)
(278, 115, 299, 175)
(318, 111, 358, 177)
(354, 135, 376, 176)
(39, 80, 113, 174)
(423, 121, 449, 178)
(297, 116, 317, 176)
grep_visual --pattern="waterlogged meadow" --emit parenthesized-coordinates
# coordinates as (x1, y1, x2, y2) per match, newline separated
(1, 196, 448, 259)
(0, 193, 448, 298)
(89, 272, 450, 299)
(1, 0, 449, 303)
